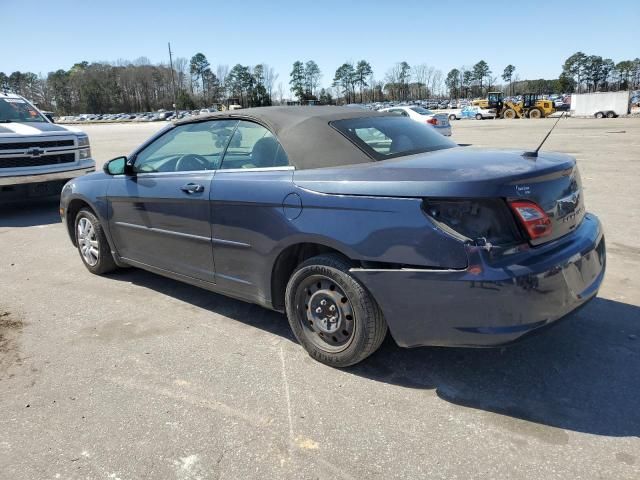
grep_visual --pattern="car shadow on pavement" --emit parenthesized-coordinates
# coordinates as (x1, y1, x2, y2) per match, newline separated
(350, 297, 640, 438)
(110, 268, 296, 342)
(107, 267, 640, 438)
(0, 198, 61, 227)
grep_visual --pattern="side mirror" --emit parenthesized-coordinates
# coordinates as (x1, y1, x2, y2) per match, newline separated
(103, 156, 127, 175)
(124, 156, 136, 176)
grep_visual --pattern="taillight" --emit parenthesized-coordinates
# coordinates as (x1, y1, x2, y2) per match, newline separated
(427, 118, 438, 125)
(423, 199, 521, 246)
(509, 200, 552, 240)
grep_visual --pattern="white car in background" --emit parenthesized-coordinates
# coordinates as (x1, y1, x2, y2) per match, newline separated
(448, 105, 497, 120)
(379, 106, 452, 136)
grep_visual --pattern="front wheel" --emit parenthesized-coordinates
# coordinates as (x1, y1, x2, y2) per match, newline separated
(503, 108, 516, 119)
(606, 111, 615, 118)
(449, 114, 456, 121)
(74, 208, 118, 275)
(285, 254, 387, 367)
(595, 111, 604, 119)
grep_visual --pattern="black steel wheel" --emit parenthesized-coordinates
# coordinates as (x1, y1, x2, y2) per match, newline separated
(295, 274, 356, 352)
(285, 254, 387, 367)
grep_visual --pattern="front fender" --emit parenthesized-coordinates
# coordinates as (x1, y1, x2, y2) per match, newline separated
(60, 175, 112, 248)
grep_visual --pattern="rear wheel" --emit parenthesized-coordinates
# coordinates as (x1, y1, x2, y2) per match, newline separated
(449, 114, 456, 121)
(528, 108, 542, 119)
(595, 111, 604, 119)
(74, 208, 117, 275)
(285, 254, 387, 367)
(503, 108, 516, 119)
(475, 113, 483, 120)
(606, 111, 615, 118)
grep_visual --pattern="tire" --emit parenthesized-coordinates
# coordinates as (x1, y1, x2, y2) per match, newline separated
(285, 254, 387, 367)
(528, 108, 542, 119)
(475, 113, 483, 120)
(606, 111, 615, 118)
(449, 114, 456, 121)
(595, 111, 604, 119)
(503, 108, 516, 119)
(74, 208, 118, 275)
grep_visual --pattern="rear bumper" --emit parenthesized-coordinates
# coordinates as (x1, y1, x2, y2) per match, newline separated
(435, 125, 452, 136)
(351, 213, 605, 348)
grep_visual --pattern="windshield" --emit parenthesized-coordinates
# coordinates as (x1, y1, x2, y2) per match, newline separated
(410, 107, 434, 115)
(331, 116, 456, 160)
(0, 98, 47, 123)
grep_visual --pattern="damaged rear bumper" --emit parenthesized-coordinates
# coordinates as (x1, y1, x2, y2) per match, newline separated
(351, 213, 605, 348)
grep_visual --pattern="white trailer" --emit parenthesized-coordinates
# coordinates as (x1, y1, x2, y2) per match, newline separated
(570, 91, 631, 118)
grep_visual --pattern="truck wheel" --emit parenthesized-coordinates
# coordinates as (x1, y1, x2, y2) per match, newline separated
(503, 108, 516, 119)
(285, 254, 387, 368)
(606, 111, 615, 118)
(528, 108, 542, 119)
(475, 113, 483, 120)
(449, 114, 456, 121)
(595, 111, 604, 119)
(74, 208, 118, 275)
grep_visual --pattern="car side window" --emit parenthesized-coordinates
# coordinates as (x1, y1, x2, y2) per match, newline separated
(134, 119, 238, 173)
(353, 128, 391, 155)
(220, 120, 289, 170)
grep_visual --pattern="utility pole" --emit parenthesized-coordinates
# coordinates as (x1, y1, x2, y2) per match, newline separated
(168, 42, 178, 113)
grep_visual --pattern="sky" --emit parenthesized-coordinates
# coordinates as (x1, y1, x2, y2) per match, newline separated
(2, 0, 638, 94)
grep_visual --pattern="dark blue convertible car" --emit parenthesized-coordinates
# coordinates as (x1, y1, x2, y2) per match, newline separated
(60, 107, 605, 367)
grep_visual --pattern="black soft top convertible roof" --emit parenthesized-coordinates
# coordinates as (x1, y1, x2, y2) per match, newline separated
(175, 106, 390, 169)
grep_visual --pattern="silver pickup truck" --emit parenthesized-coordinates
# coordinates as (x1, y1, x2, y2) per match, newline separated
(0, 91, 95, 200)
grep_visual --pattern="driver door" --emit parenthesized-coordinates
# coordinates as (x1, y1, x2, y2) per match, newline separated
(107, 119, 238, 283)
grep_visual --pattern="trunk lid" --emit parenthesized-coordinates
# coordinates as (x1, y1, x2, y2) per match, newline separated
(432, 113, 450, 127)
(293, 147, 585, 245)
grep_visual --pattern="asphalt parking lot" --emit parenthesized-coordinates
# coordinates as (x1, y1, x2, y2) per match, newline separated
(1, 118, 639, 479)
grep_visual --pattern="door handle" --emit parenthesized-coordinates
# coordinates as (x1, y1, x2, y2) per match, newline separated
(180, 183, 205, 194)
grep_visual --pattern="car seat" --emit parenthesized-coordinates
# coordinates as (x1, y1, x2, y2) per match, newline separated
(251, 137, 288, 167)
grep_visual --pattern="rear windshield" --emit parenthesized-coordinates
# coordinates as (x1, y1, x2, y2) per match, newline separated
(410, 107, 434, 115)
(330, 115, 456, 160)
(0, 98, 47, 123)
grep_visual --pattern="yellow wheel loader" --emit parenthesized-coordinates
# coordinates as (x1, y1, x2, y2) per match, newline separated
(478, 92, 555, 119)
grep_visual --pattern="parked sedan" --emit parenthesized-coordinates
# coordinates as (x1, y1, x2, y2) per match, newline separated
(60, 107, 605, 367)
(449, 105, 497, 120)
(379, 106, 452, 136)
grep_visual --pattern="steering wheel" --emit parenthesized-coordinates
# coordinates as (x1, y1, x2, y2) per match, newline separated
(175, 154, 209, 172)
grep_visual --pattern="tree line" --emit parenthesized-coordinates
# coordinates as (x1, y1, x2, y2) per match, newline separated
(444, 53, 640, 99)
(1, 51, 638, 114)
(0, 53, 279, 115)
(560, 52, 640, 93)
(288, 59, 442, 104)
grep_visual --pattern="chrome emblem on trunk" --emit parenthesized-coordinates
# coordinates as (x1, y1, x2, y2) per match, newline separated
(557, 189, 582, 222)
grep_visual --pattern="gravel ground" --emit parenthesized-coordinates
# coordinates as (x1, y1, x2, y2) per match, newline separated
(1, 117, 639, 479)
